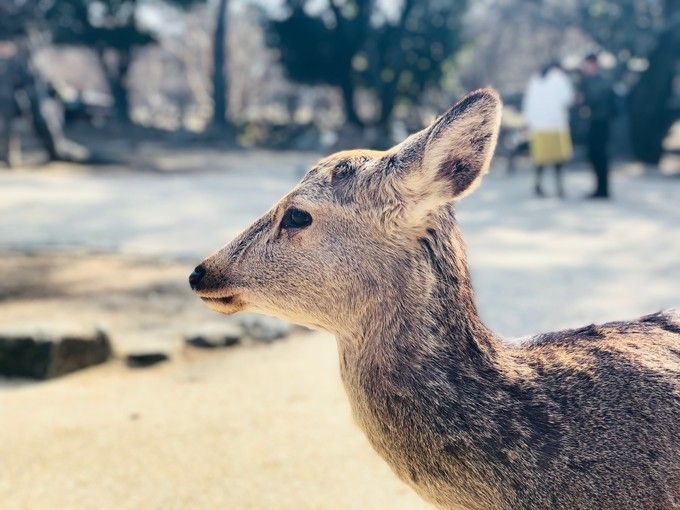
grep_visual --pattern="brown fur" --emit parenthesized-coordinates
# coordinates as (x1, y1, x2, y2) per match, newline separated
(192, 89, 680, 509)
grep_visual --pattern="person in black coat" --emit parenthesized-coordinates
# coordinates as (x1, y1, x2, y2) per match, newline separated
(580, 53, 617, 199)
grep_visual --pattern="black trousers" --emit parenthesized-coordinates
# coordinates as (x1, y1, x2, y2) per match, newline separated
(587, 119, 610, 196)
(0, 106, 12, 165)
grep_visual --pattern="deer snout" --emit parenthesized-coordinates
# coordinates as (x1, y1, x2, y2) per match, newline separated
(188, 257, 238, 298)
(188, 265, 206, 290)
(190, 257, 244, 315)
(189, 263, 228, 294)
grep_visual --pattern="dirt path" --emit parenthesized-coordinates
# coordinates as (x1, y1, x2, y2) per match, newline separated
(0, 334, 428, 510)
(0, 151, 317, 258)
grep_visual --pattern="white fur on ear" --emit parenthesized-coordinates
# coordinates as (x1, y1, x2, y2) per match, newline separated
(393, 89, 502, 220)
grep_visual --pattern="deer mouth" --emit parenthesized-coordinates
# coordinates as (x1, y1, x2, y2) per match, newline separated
(201, 295, 235, 305)
(198, 294, 243, 315)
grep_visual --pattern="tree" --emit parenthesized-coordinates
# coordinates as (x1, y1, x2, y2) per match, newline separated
(626, 2, 679, 164)
(211, 0, 229, 128)
(0, 1, 85, 162)
(268, 0, 468, 128)
(43, 0, 154, 122)
(43, 0, 212, 124)
(0, 1, 35, 40)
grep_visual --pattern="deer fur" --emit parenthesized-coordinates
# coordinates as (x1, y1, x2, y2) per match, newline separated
(192, 89, 680, 510)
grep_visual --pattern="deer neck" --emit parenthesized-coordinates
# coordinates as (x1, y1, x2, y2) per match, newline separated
(337, 220, 505, 388)
(335, 222, 515, 509)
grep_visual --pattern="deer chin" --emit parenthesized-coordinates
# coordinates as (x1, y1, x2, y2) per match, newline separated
(200, 295, 244, 315)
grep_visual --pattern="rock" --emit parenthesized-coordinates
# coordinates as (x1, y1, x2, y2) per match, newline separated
(184, 322, 242, 349)
(0, 323, 111, 379)
(182, 316, 292, 350)
(125, 353, 168, 368)
(185, 336, 239, 349)
(239, 314, 292, 343)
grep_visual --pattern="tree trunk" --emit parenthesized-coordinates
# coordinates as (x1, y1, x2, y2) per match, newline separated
(109, 75, 130, 123)
(26, 72, 62, 161)
(96, 48, 132, 123)
(628, 5, 680, 164)
(340, 78, 362, 127)
(378, 80, 398, 127)
(211, 0, 229, 128)
(374, 0, 414, 129)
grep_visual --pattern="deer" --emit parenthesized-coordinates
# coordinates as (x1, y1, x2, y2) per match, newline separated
(189, 89, 680, 510)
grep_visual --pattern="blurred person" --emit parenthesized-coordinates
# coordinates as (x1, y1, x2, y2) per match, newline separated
(0, 40, 19, 168)
(580, 53, 617, 199)
(522, 61, 574, 197)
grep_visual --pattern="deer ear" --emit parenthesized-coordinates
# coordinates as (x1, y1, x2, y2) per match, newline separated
(395, 89, 502, 205)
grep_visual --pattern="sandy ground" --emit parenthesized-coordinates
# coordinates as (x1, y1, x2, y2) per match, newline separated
(0, 153, 679, 509)
(0, 334, 428, 510)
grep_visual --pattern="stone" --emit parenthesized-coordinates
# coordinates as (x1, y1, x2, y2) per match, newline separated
(125, 353, 168, 368)
(239, 314, 292, 343)
(0, 323, 111, 379)
(184, 322, 242, 349)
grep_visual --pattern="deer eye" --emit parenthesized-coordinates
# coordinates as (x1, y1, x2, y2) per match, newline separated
(281, 208, 312, 230)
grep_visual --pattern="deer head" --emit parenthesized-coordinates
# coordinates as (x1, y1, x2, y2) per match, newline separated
(190, 89, 502, 335)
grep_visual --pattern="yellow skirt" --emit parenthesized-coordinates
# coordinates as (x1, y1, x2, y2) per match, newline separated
(529, 131, 573, 165)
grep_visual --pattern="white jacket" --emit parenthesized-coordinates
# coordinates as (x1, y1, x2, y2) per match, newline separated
(522, 68, 574, 133)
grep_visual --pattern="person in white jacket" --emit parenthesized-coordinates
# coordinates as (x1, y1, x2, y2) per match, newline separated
(522, 62, 575, 197)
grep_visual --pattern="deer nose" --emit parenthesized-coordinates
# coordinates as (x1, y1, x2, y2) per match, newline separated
(189, 265, 206, 290)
